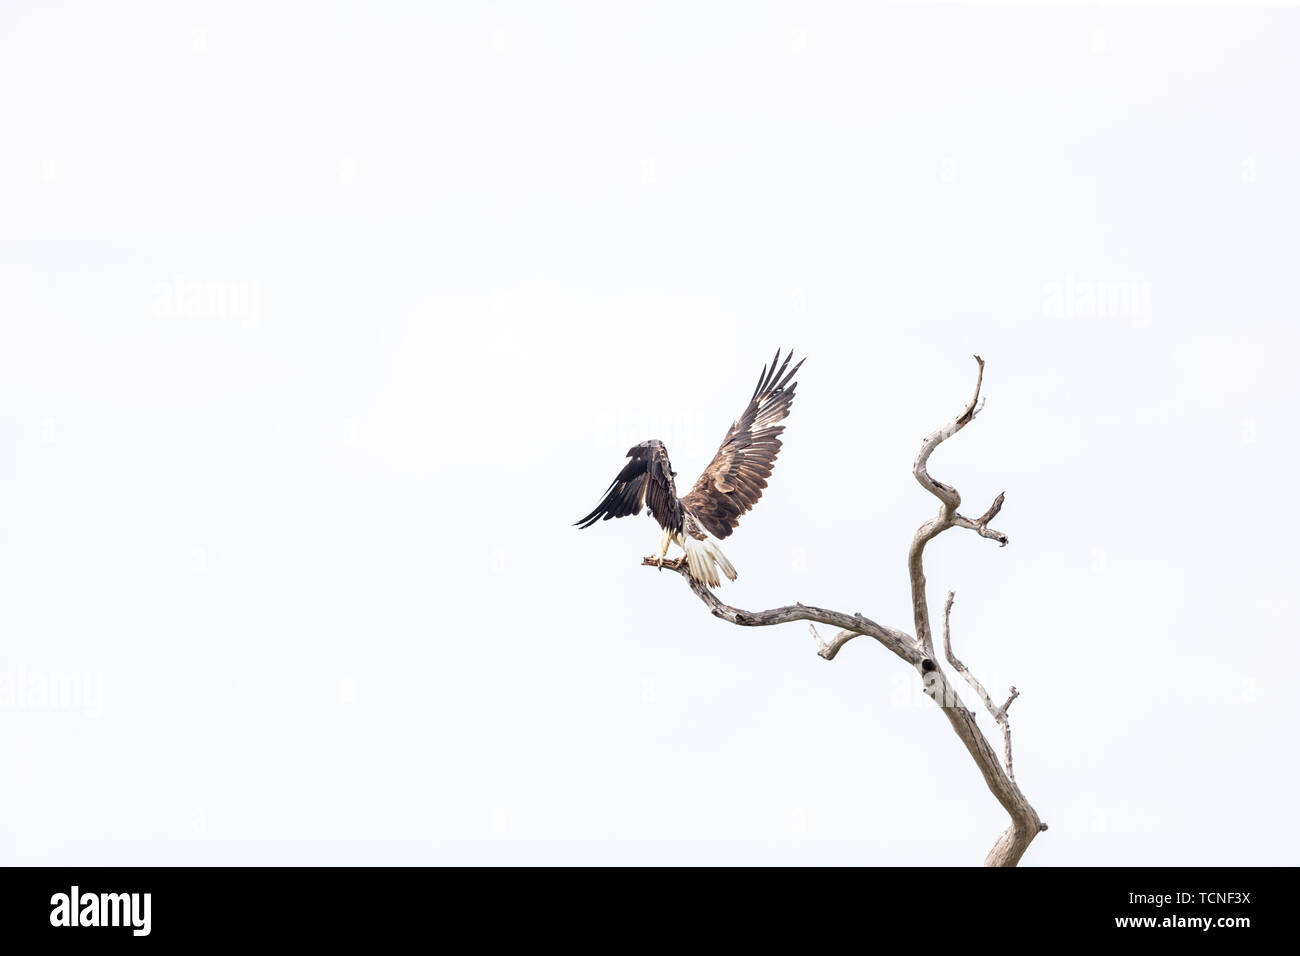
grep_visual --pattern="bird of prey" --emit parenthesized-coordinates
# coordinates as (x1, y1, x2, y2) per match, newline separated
(575, 349, 805, 588)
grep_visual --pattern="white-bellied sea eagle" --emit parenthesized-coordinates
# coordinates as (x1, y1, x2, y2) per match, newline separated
(575, 349, 805, 588)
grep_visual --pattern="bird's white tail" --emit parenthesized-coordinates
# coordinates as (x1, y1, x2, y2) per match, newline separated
(681, 535, 737, 588)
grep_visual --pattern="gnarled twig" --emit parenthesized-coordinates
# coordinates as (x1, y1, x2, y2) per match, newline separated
(943, 590, 1020, 782)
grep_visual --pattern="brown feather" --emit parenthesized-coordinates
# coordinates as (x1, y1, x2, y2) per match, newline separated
(681, 349, 805, 539)
(575, 440, 684, 534)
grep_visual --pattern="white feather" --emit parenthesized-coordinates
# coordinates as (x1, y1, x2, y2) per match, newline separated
(680, 533, 737, 588)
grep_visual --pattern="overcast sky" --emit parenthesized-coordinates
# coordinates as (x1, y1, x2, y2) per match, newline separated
(1, 2, 1297, 865)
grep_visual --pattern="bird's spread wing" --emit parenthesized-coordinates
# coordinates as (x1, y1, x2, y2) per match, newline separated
(575, 440, 683, 533)
(680, 349, 804, 540)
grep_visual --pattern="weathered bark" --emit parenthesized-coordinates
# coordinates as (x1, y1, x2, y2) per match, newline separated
(643, 356, 1045, 866)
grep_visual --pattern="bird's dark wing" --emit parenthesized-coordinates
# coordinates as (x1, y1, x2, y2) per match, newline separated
(680, 349, 804, 540)
(575, 440, 683, 533)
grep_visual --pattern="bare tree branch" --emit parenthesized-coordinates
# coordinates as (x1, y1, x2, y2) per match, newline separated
(999, 687, 1020, 782)
(908, 355, 1008, 658)
(641, 356, 1045, 866)
(807, 623, 861, 662)
(942, 590, 1021, 784)
(942, 591, 998, 716)
(1000, 687, 1020, 716)
(641, 557, 919, 665)
(975, 491, 1006, 527)
(906, 356, 1043, 863)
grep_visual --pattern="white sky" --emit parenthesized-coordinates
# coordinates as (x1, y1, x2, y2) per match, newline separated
(1, 1, 1297, 865)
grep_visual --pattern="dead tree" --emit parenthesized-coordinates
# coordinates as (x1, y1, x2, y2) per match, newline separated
(642, 356, 1045, 866)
